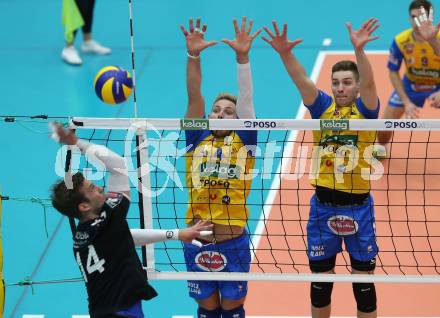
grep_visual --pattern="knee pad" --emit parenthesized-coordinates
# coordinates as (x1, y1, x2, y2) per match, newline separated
(352, 283, 377, 313)
(309, 255, 336, 273)
(198, 306, 221, 318)
(310, 282, 334, 308)
(350, 255, 376, 272)
(221, 305, 245, 318)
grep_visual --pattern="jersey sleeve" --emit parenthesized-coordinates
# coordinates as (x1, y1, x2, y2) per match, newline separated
(235, 130, 258, 153)
(185, 130, 210, 152)
(387, 39, 403, 72)
(356, 97, 380, 119)
(103, 193, 130, 220)
(304, 90, 333, 119)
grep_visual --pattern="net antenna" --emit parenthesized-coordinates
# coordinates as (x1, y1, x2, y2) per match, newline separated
(69, 117, 440, 284)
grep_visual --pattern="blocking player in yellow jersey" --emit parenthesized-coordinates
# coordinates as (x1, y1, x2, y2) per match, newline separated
(264, 18, 380, 318)
(377, 0, 440, 146)
(180, 17, 261, 318)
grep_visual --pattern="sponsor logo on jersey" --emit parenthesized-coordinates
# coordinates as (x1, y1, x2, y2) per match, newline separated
(221, 195, 230, 205)
(181, 119, 209, 130)
(327, 215, 359, 235)
(320, 119, 349, 131)
(319, 134, 358, 147)
(409, 67, 439, 78)
(199, 162, 241, 179)
(75, 231, 90, 240)
(310, 244, 325, 257)
(105, 195, 122, 209)
(195, 251, 227, 272)
(200, 178, 231, 189)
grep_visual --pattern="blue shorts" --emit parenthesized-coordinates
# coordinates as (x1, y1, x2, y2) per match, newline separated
(307, 194, 378, 262)
(388, 76, 439, 108)
(183, 231, 250, 300)
(115, 301, 144, 318)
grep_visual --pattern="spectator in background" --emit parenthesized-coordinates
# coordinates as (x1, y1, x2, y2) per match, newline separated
(61, 0, 111, 65)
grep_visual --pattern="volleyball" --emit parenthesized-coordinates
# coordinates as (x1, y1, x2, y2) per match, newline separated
(94, 66, 133, 104)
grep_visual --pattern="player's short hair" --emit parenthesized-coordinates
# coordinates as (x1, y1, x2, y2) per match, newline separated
(332, 60, 360, 82)
(51, 172, 88, 219)
(409, 0, 432, 14)
(213, 93, 237, 106)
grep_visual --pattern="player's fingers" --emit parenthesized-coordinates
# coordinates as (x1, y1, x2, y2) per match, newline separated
(414, 17, 421, 28)
(246, 19, 253, 34)
(221, 38, 231, 46)
(199, 230, 213, 237)
(364, 18, 376, 30)
(261, 36, 271, 44)
(420, 6, 428, 22)
(282, 23, 288, 37)
(429, 7, 434, 22)
(180, 25, 189, 37)
(189, 18, 194, 33)
(360, 18, 372, 30)
(195, 17, 201, 29)
(263, 26, 275, 38)
(251, 28, 262, 39)
(273, 20, 281, 36)
(241, 16, 246, 32)
(233, 18, 240, 34)
(345, 22, 353, 33)
(290, 39, 303, 47)
(366, 36, 380, 43)
(368, 23, 380, 36)
(202, 24, 207, 33)
(191, 239, 203, 248)
(205, 41, 219, 48)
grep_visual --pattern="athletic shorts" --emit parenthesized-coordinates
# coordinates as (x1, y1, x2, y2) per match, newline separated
(114, 301, 143, 318)
(307, 194, 378, 262)
(183, 231, 250, 300)
(388, 76, 439, 108)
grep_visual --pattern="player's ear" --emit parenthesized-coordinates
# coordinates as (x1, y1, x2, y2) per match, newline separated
(78, 202, 90, 213)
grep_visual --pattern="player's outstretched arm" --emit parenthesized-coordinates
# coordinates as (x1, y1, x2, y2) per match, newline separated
(346, 18, 380, 111)
(262, 21, 318, 106)
(130, 220, 213, 246)
(50, 122, 130, 199)
(414, 7, 440, 55)
(181, 18, 218, 118)
(222, 17, 261, 119)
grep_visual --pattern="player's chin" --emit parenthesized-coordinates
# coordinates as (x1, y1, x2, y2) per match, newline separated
(212, 130, 231, 138)
(336, 97, 354, 107)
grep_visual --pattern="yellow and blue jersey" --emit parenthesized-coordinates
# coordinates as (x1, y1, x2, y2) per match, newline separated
(306, 91, 380, 194)
(388, 29, 440, 86)
(185, 130, 257, 227)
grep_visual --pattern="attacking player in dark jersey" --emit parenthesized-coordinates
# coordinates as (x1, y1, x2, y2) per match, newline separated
(50, 123, 212, 318)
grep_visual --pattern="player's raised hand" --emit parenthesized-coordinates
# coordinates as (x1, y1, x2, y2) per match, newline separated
(49, 122, 78, 145)
(179, 220, 213, 245)
(428, 91, 440, 108)
(262, 21, 303, 55)
(414, 6, 440, 42)
(404, 101, 420, 119)
(346, 18, 380, 50)
(180, 17, 218, 57)
(222, 17, 262, 56)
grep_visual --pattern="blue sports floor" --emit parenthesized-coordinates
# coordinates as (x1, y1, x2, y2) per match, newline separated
(0, 0, 414, 317)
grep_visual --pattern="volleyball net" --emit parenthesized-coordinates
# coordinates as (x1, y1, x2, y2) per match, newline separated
(64, 117, 440, 283)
